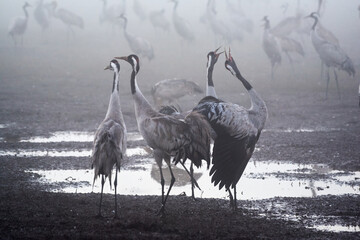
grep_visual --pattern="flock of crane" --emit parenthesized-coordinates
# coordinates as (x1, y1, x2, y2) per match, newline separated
(6, 0, 360, 217)
(92, 47, 267, 217)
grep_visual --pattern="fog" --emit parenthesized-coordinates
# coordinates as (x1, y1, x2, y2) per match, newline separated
(1, 0, 360, 104)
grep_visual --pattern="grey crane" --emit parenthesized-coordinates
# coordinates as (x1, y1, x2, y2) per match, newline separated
(119, 15, 154, 61)
(151, 78, 203, 110)
(149, 9, 170, 32)
(156, 105, 203, 201)
(49, 2, 84, 40)
(34, 0, 50, 33)
(8, 2, 31, 46)
(262, 16, 282, 81)
(170, 0, 195, 42)
(307, 12, 355, 99)
(133, 0, 146, 21)
(99, 0, 126, 30)
(206, 0, 233, 44)
(115, 54, 211, 214)
(193, 48, 268, 210)
(92, 59, 127, 218)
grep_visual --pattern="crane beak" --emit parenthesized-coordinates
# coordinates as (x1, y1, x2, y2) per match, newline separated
(104, 65, 110, 70)
(214, 46, 224, 59)
(114, 56, 128, 61)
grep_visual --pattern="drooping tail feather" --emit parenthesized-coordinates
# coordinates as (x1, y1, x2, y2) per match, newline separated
(92, 131, 122, 187)
(183, 111, 212, 168)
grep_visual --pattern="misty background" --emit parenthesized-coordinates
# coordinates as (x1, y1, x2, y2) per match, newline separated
(0, 0, 360, 132)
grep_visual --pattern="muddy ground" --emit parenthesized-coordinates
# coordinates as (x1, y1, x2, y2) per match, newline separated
(0, 42, 360, 239)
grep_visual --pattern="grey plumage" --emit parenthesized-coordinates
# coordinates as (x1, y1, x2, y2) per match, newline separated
(170, 0, 195, 42)
(308, 12, 355, 99)
(194, 49, 267, 210)
(119, 15, 154, 61)
(8, 2, 31, 46)
(92, 59, 127, 218)
(116, 54, 211, 214)
(151, 78, 203, 109)
(262, 16, 281, 81)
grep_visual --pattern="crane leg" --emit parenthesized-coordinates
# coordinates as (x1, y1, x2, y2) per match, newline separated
(114, 169, 119, 219)
(178, 161, 201, 191)
(233, 184, 237, 210)
(325, 67, 330, 99)
(333, 69, 340, 99)
(190, 162, 195, 200)
(154, 150, 165, 204)
(158, 161, 175, 215)
(271, 63, 274, 81)
(227, 187, 234, 208)
(285, 52, 296, 79)
(320, 61, 324, 82)
(96, 175, 105, 218)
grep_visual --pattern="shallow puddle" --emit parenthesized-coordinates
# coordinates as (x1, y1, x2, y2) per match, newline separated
(19, 131, 143, 143)
(27, 160, 360, 200)
(263, 127, 341, 133)
(0, 146, 149, 158)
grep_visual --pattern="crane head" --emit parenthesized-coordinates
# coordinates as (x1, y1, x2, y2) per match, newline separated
(24, 2, 31, 8)
(224, 47, 239, 77)
(104, 59, 120, 73)
(206, 47, 223, 68)
(115, 54, 140, 74)
(305, 12, 318, 19)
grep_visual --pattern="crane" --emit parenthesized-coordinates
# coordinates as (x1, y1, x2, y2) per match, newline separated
(49, 1, 84, 40)
(151, 78, 203, 110)
(99, 0, 126, 31)
(34, 0, 50, 33)
(133, 0, 146, 21)
(170, 0, 195, 42)
(193, 48, 268, 210)
(119, 15, 154, 61)
(8, 2, 31, 46)
(149, 9, 170, 32)
(92, 59, 127, 218)
(307, 12, 355, 99)
(115, 54, 211, 214)
(262, 16, 281, 81)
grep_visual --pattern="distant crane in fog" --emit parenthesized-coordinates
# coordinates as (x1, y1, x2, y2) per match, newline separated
(358, 5, 360, 18)
(205, 0, 233, 44)
(149, 9, 170, 32)
(193, 48, 267, 210)
(278, 36, 305, 72)
(151, 79, 203, 110)
(133, 0, 146, 21)
(49, 2, 84, 40)
(92, 59, 127, 218)
(34, 0, 50, 33)
(116, 54, 211, 215)
(262, 16, 281, 81)
(307, 12, 355, 99)
(170, 0, 195, 42)
(119, 15, 154, 61)
(99, 0, 126, 30)
(8, 2, 31, 46)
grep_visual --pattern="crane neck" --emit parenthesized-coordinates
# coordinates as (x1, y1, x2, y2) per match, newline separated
(206, 61, 217, 98)
(112, 71, 120, 93)
(311, 15, 318, 30)
(235, 70, 252, 91)
(23, 5, 29, 18)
